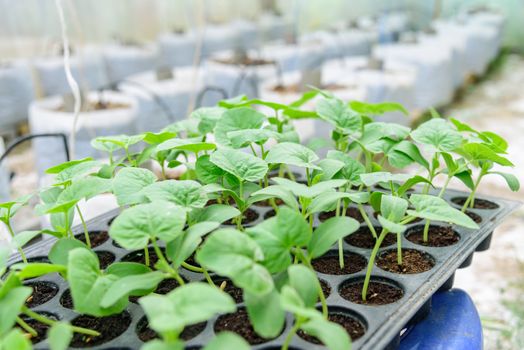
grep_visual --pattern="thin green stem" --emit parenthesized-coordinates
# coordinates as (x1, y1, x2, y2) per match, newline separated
(358, 204, 376, 238)
(338, 239, 345, 268)
(362, 228, 389, 301)
(16, 317, 37, 336)
(462, 173, 484, 212)
(396, 233, 403, 265)
(6, 222, 27, 263)
(203, 268, 215, 286)
(76, 205, 90, 248)
(23, 307, 100, 337)
(422, 219, 431, 243)
(281, 321, 302, 350)
(152, 240, 185, 286)
(249, 144, 257, 156)
(181, 262, 204, 273)
(305, 167, 311, 186)
(295, 249, 328, 319)
(144, 247, 150, 267)
(437, 176, 452, 198)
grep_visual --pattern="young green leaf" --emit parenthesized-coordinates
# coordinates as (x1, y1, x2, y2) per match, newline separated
(189, 205, 240, 224)
(156, 137, 216, 154)
(214, 107, 265, 146)
(195, 155, 226, 184)
(380, 195, 408, 222)
(411, 118, 462, 152)
(359, 172, 411, 187)
(210, 148, 268, 182)
(196, 228, 274, 295)
(490, 171, 520, 191)
(49, 238, 87, 266)
(100, 271, 165, 308)
(109, 201, 186, 250)
(287, 264, 320, 308)
(350, 100, 408, 116)
(265, 142, 320, 169)
(48, 322, 73, 350)
(0, 286, 32, 335)
(113, 167, 157, 206)
(0, 329, 32, 350)
(308, 191, 369, 215)
(461, 143, 513, 166)
(202, 332, 250, 350)
(308, 216, 359, 258)
(408, 194, 479, 229)
(244, 288, 285, 338)
(144, 180, 208, 209)
(249, 186, 299, 211)
(191, 106, 227, 134)
(301, 317, 352, 350)
(316, 97, 361, 133)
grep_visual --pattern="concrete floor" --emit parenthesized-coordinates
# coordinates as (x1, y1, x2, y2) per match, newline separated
(2, 54, 524, 349)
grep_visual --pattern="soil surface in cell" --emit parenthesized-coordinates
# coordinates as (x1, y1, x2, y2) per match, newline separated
(264, 209, 276, 219)
(70, 312, 132, 347)
(253, 198, 284, 207)
(340, 281, 403, 305)
(312, 253, 367, 275)
(16, 313, 57, 344)
(223, 208, 259, 225)
(130, 278, 184, 303)
(376, 249, 435, 274)
(121, 247, 163, 266)
(466, 211, 482, 223)
(59, 289, 73, 309)
(212, 278, 243, 304)
(319, 207, 364, 223)
(24, 281, 59, 308)
(75, 231, 109, 248)
(406, 226, 460, 247)
(451, 197, 499, 209)
(345, 226, 396, 249)
(214, 308, 278, 345)
(136, 316, 206, 342)
(96, 251, 115, 270)
(297, 312, 366, 343)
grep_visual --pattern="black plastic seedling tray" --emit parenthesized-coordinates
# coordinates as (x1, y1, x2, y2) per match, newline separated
(7, 182, 520, 350)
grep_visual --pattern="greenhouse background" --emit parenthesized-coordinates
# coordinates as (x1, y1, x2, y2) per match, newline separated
(0, 0, 523, 349)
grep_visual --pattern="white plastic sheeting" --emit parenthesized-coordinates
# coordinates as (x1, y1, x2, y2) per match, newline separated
(33, 52, 109, 97)
(0, 138, 9, 202)
(158, 32, 197, 68)
(119, 66, 220, 133)
(102, 44, 159, 84)
(299, 30, 373, 61)
(258, 42, 326, 73)
(0, 62, 34, 128)
(29, 91, 138, 174)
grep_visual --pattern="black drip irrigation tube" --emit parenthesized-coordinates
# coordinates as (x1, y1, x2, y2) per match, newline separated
(195, 85, 228, 108)
(0, 133, 70, 166)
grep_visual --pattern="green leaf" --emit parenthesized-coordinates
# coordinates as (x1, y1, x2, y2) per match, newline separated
(308, 191, 369, 215)
(327, 150, 365, 184)
(195, 155, 226, 184)
(408, 194, 479, 229)
(48, 322, 73, 350)
(166, 221, 219, 268)
(0, 329, 32, 350)
(109, 201, 186, 249)
(411, 118, 463, 152)
(95, 134, 145, 150)
(49, 238, 87, 266)
(11, 230, 41, 249)
(312, 158, 345, 181)
(249, 186, 299, 211)
(454, 170, 475, 191)
(0, 286, 32, 335)
(360, 172, 411, 187)
(142, 131, 178, 145)
(380, 195, 408, 222)
(265, 142, 320, 169)
(271, 178, 347, 198)
(316, 97, 361, 133)
(91, 138, 121, 153)
(9, 263, 66, 279)
(214, 107, 266, 146)
(227, 129, 277, 148)
(350, 100, 408, 116)
(287, 265, 320, 308)
(279, 286, 319, 320)
(301, 317, 352, 350)
(100, 271, 165, 308)
(105, 262, 152, 277)
(389, 141, 429, 169)
(58, 177, 112, 203)
(113, 167, 157, 206)
(45, 157, 93, 174)
(197, 229, 274, 295)
(192, 107, 227, 134)
(244, 288, 285, 338)
(210, 148, 268, 182)
(491, 172, 520, 191)
(461, 143, 513, 166)
(68, 248, 127, 316)
(202, 332, 250, 350)
(139, 283, 236, 333)
(156, 137, 216, 153)
(377, 215, 406, 234)
(308, 216, 359, 258)
(397, 175, 433, 196)
(144, 180, 208, 209)
(190, 205, 240, 224)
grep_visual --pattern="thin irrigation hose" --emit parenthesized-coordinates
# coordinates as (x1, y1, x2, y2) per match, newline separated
(195, 86, 228, 109)
(0, 133, 70, 166)
(55, 0, 81, 159)
(231, 67, 259, 97)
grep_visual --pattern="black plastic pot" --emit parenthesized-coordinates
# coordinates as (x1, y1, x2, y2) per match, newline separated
(7, 185, 519, 350)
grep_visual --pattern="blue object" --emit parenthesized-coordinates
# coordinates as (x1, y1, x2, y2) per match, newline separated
(398, 289, 483, 350)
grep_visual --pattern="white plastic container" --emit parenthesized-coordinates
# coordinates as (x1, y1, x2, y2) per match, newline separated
(102, 44, 159, 84)
(0, 61, 34, 129)
(29, 91, 138, 175)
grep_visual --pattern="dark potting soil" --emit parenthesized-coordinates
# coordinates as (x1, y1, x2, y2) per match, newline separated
(339, 281, 403, 305)
(223, 208, 259, 225)
(318, 207, 364, 223)
(345, 226, 396, 249)
(24, 281, 59, 308)
(406, 225, 460, 247)
(59, 289, 73, 309)
(96, 251, 115, 270)
(70, 311, 132, 347)
(184, 252, 201, 268)
(214, 308, 278, 345)
(466, 211, 483, 223)
(264, 209, 276, 219)
(297, 312, 366, 343)
(252, 198, 284, 207)
(311, 253, 367, 275)
(376, 249, 434, 274)
(212, 278, 243, 303)
(129, 278, 184, 303)
(17, 313, 58, 344)
(451, 196, 499, 209)
(136, 316, 206, 342)
(121, 247, 163, 266)
(75, 231, 109, 248)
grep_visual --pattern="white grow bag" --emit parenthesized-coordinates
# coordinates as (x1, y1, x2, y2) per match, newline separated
(33, 53, 108, 97)
(158, 32, 197, 68)
(29, 91, 138, 175)
(0, 62, 34, 129)
(102, 44, 159, 84)
(258, 42, 326, 73)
